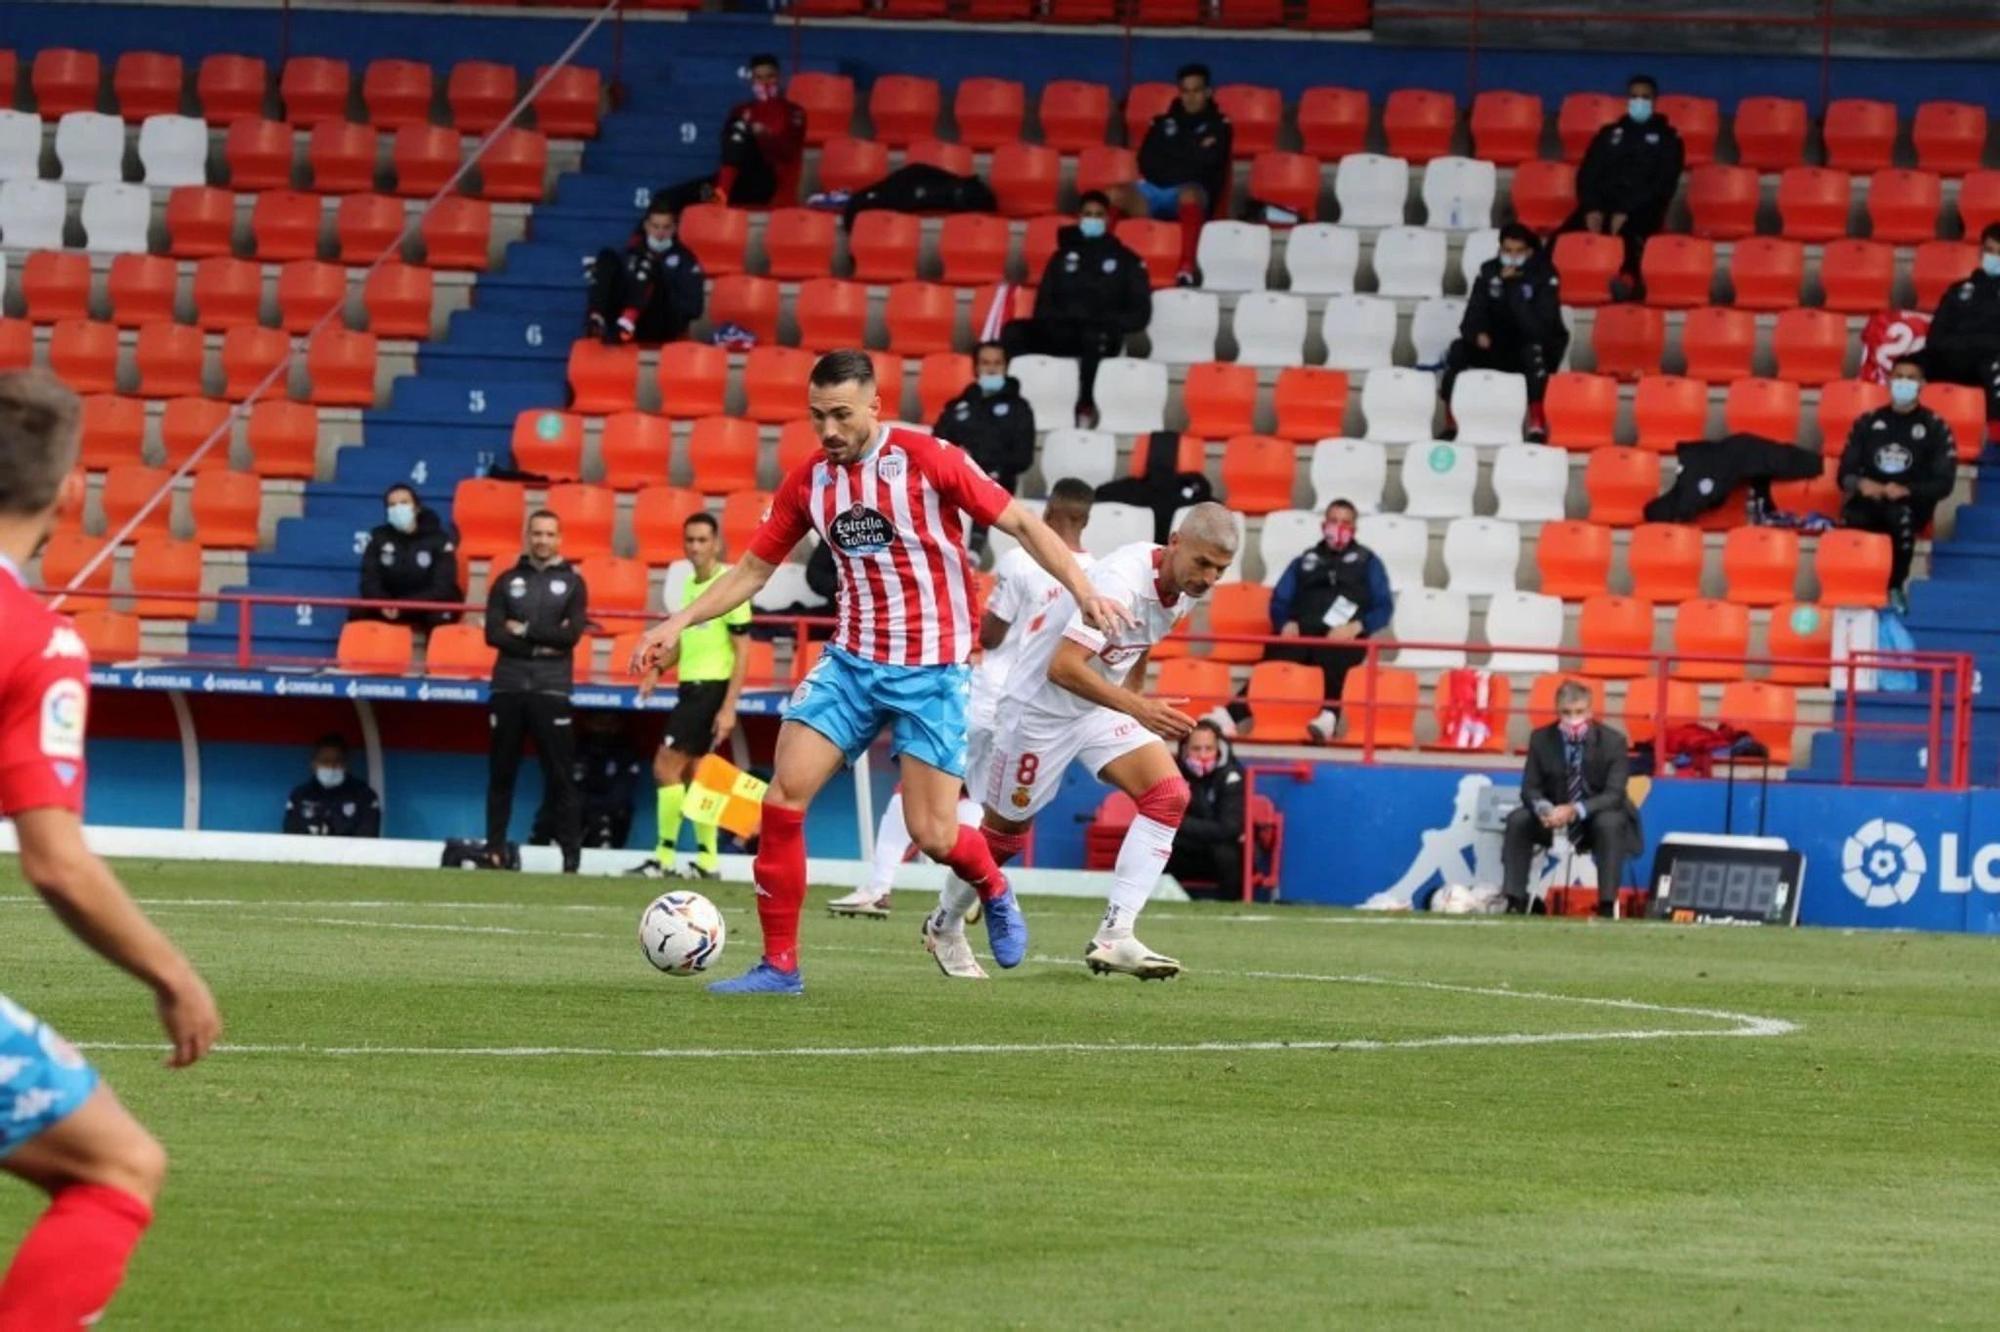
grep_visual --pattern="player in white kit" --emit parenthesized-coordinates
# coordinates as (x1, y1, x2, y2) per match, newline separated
(923, 503, 1240, 980)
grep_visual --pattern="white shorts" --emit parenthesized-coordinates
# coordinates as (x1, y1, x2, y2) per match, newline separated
(983, 701, 1156, 822)
(964, 721, 996, 802)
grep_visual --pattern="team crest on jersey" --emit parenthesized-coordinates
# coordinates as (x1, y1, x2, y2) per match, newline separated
(40, 678, 85, 762)
(830, 503, 895, 555)
(878, 452, 905, 482)
(1010, 785, 1033, 809)
(1876, 443, 1913, 474)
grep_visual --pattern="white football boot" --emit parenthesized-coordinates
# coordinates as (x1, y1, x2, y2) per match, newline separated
(922, 914, 989, 980)
(827, 888, 891, 919)
(1084, 935, 1182, 980)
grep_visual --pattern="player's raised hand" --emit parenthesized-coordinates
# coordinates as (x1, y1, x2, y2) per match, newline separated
(155, 969, 221, 1069)
(1077, 593, 1135, 634)
(1136, 695, 1197, 742)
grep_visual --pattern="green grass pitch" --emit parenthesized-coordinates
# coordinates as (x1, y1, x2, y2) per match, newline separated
(3, 859, 2000, 1329)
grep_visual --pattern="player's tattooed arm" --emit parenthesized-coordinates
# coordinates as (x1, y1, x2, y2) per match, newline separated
(991, 501, 1133, 633)
(631, 554, 777, 678)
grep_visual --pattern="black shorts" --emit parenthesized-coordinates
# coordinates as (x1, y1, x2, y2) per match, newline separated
(662, 680, 730, 757)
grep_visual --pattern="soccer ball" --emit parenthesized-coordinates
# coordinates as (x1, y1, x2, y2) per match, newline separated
(639, 891, 726, 975)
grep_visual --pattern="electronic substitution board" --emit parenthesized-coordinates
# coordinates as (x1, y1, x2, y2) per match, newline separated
(1648, 834, 1804, 926)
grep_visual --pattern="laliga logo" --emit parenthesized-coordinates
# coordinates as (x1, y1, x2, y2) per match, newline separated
(1842, 819, 2000, 907)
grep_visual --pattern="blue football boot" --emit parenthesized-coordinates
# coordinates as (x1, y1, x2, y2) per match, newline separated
(981, 882, 1029, 969)
(707, 959, 804, 995)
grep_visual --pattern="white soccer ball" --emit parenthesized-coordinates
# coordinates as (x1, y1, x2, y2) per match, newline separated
(639, 891, 727, 975)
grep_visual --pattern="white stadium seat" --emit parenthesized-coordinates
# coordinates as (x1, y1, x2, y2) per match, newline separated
(1392, 587, 1470, 667)
(55, 112, 127, 185)
(1449, 368, 1529, 445)
(1459, 227, 1500, 286)
(1484, 589, 1565, 674)
(1283, 223, 1360, 296)
(1171, 504, 1245, 582)
(1357, 512, 1429, 590)
(1419, 156, 1497, 230)
(1196, 220, 1270, 293)
(1146, 288, 1220, 364)
(0, 111, 42, 182)
(1308, 437, 1387, 513)
(1372, 225, 1447, 298)
(0, 180, 69, 250)
(1320, 294, 1398, 372)
(1442, 517, 1523, 597)
(1490, 442, 1569, 521)
(1040, 428, 1118, 490)
(1359, 367, 1438, 443)
(81, 182, 151, 253)
(1092, 357, 1168, 435)
(987, 498, 1045, 562)
(1257, 509, 1321, 586)
(752, 561, 829, 612)
(1081, 500, 1154, 557)
(1232, 291, 1308, 368)
(1010, 355, 1079, 430)
(137, 114, 210, 187)
(1409, 297, 1464, 371)
(1399, 440, 1478, 518)
(1333, 153, 1409, 229)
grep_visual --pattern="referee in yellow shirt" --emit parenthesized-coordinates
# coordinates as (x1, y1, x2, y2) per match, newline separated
(628, 512, 751, 880)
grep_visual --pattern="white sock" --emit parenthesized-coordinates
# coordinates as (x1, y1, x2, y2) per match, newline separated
(932, 875, 979, 936)
(956, 796, 983, 831)
(1096, 814, 1178, 942)
(868, 791, 911, 896)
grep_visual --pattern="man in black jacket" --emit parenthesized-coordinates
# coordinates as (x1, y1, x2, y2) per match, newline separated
(1562, 74, 1684, 301)
(932, 342, 1036, 494)
(1441, 223, 1568, 442)
(350, 484, 462, 633)
(1001, 190, 1153, 428)
(1164, 722, 1245, 900)
(1916, 223, 2000, 449)
(282, 735, 381, 838)
(484, 510, 588, 871)
(1502, 681, 1642, 917)
(1841, 356, 1958, 612)
(1109, 63, 1233, 287)
(586, 200, 706, 346)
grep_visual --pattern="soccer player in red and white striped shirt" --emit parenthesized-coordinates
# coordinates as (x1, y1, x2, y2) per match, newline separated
(633, 351, 1126, 994)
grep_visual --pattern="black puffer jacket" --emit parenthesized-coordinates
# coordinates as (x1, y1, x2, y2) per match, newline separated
(359, 507, 461, 610)
(1178, 734, 1245, 850)
(933, 378, 1036, 493)
(1032, 225, 1153, 334)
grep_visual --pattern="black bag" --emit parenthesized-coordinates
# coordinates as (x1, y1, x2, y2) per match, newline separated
(1643, 433, 1825, 523)
(441, 838, 518, 870)
(841, 165, 996, 228)
(1089, 431, 1215, 545)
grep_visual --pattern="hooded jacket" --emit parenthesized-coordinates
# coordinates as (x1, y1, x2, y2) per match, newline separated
(1032, 224, 1153, 334)
(359, 506, 462, 610)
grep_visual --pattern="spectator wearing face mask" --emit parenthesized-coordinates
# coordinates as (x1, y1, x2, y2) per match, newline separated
(1916, 222, 2000, 448)
(1440, 223, 1568, 443)
(713, 53, 807, 208)
(1841, 356, 1957, 615)
(1502, 680, 1640, 917)
(931, 341, 1036, 494)
(283, 735, 382, 837)
(1001, 190, 1153, 428)
(585, 200, 706, 346)
(1562, 74, 1684, 301)
(352, 484, 463, 633)
(1164, 721, 1246, 900)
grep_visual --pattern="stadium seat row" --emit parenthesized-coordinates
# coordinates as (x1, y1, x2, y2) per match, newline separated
(5, 253, 436, 336)
(10, 318, 379, 403)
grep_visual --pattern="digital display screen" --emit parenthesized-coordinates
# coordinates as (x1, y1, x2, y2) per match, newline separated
(1650, 843, 1803, 926)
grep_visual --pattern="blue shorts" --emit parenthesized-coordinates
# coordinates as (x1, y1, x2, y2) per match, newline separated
(1137, 178, 1201, 220)
(0, 994, 98, 1158)
(784, 644, 972, 778)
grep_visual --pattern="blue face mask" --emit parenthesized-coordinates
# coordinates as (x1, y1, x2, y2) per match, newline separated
(1078, 216, 1108, 240)
(978, 373, 1006, 394)
(386, 501, 416, 534)
(1889, 378, 1921, 407)
(1628, 96, 1653, 123)
(645, 234, 673, 254)
(1982, 253, 2000, 279)
(315, 766, 345, 789)
(1499, 250, 1527, 269)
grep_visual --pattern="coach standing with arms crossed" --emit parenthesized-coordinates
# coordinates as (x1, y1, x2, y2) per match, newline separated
(485, 509, 587, 872)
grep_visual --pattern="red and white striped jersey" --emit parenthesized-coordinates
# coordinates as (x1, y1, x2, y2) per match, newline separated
(750, 424, 1012, 666)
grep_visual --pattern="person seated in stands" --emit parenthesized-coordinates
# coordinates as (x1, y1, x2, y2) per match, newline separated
(1105, 63, 1232, 288)
(1501, 680, 1640, 918)
(932, 341, 1036, 494)
(1441, 223, 1567, 443)
(1164, 721, 1245, 901)
(715, 53, 806, 208)
(585, 199, 706, 346)
(1001, 190, 1152, 429)
(1916, 223, 2000, 449)
(1840, 356, 1957, 615)
(283, 735, 382, 838)
(1563, 73, 1684, 302)
(350, 484, 462, 634)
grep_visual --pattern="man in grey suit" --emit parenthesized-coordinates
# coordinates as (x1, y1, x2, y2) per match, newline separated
(1502, 679, 1643, 918)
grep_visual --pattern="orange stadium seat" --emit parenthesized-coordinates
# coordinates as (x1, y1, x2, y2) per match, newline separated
(582, 556, 651, 619)
(1117, 219, 1181, 288)
(1815, 529, 1893, 608)
(1728, 236, 1803, 311)
(991, 142, 1060, 217)
(447, 61, 516, 135)
(1716, 680, 1796, 765)
(420, 197, 491, 270)
(885, 282, 957, 357)
(1770, 454, 1843, 518)
(1508, 158, 1576, 232)
(1960, 173, 2000, 236)
(1076, 148, 1136, 202)
(33, 49, 101, 118)
(918, 352, 972, 421)
(1686, 164, 1759, 240)
(1217, 85, 1282, 158)
(1426, 673, 1510, 753)
(1469, 90, 1542, 166)
(74, 611, 142, 664)
(1583, 447, 1661, 525)
(1128, 433, 1204, 478)
(1776, 166, 1853, 242)
(190, 469, 261, 548)
(678, 204, 748, 276)
(0, 321, 28, 373)
(1672, 598, 1750, 681)
(1816, 379, 1889, 456)
(632, 485, 704, 560)
(816, 137, 889, 195)
(1122, 84, 1175, 147)
(130, 536, 205, 619)
(1038, 80, 1111, 153)
(1526, 674, 1606, 728)
(280, 57, 351, 127)
(1153, 659, 1236, 719)
(848, 211, 921, 283)
(656, 342, 729, 419)
(1734, 96, 1807, 171)
(968, 283, 1033, 336)
(1552, 231, 1623, 306)
(1913, 100, 1986, 177)
(452, 477, 526, 558)
(362, 58, 433, 129)
(566, 339, 640, 413)
(868, 350, 905, 416)
(275, 260, 347, 334)
(165, 187, 237, 259)
(305, 328, 376, 406)
(220, 324, 290, 400)
(787, 72, 854, 146)
(546, 483, 615, 561)
(49, 320, 121, 395)
(159, 397, 233, 471)
(777, 418, 820, 475)
(687, 416, 760, 494)
(1913, 240, 1978, 309)
(1772, 308, 1848, 386)
(510, 408, 584, 481)
(252, 190, 323, 262)
(1249, 152, 1322, 220)
(1723, 376, 1803, 441)
(1024, 215, 1071, 282)
(198, 54, 269, 126)
(225, 118, 295, 191)
(707, 274, 780, 345)
(1720, 526, 1799, 606)
(720, 490, 769, 555)
(1627, 522, 1705, 603)
(1273, 367, 1348, 442)
(1590, 303, 1665, 380)
(337, 620, 413, 675)
(1381, 88, 1456, 163)
(390, 124, 460, 199)
(107, 254, 178, 328)
(743, 347, 815, 423)
(135, 322, 208, 399)
(362, 262, 432, 339)
(1817, 239, 1894, 314)
(1205, 581, 1271, 663)
(1922, 382, 1986, 461)
(1621, 677, 1703, 744)
(1543, 372, 1617, 450)
(1297, 86, 1370, 160)
(424, 623, 498, 680)
(1219, 435, 1294, 514)
(1578, 594, 1654, 677)
(1534, 519, 1612, 598)
(868, 75, 940, 147)
(192, 257, 263, 330)
(114, 51, 183, 122)
(1680, 307, 1756, 383)
(1824, 98, 1897, 173)
(531, 65, 600, 138)
(600, 412, 673, 491)
(78, 395, 145, 470)
(954, 78, 1025, 150)
(1640, 234, 1716, 309)
(1046, 0, 1120, 24)
(763, 207, 837, 280)
(1557, 92, 1622, 163)
(341, 198, 409, 267)
(1336, 667, 1419, 749)
(1245, 661, 1327, 740)
(1183, 362, 1258, 439)
(22, 251, 93, 323)
(1765, 601, 1832, 685)
(101, 465, 174, 540)
(906, 138, 975, 177)
(940, 213, 1012, 284)
(1868, 168, 1942, 244)
(247, 398, 318, 478)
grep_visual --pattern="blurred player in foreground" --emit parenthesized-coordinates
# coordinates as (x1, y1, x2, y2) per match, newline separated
(829, 477, 1096, 922)
(926, 506, 1237, 980)
(632, 351, 1127, 994)
(0, 370, 222, 1327)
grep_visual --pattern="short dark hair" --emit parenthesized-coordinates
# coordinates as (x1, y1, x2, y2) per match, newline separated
(1176, 63, 1211, 87)
(810, 349, 876, 390)
(1890, 354, 1925, 376)
(313, 734, 349, 756)
(1498, 222, 1540, 250)
(1981, 222, 2000, 248)
(1078, 189, 1111, 211)
(0, 370, 80, 516)
(383, 483, 417, 504)
(1325, 498, 1357, 518)
(1627, 73, 1658, 96)
(683, 511, 720, 536)
(747, 53, 780, 71)
(975, 340, 1007, 361)
(1047, 476, 1097, 513)
(527, 508, 560, 528)
(645, 198, 678, 220)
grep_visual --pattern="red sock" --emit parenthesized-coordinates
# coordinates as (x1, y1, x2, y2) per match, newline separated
(0, 1184, 152, 1330)
(1176, 198, 1204, 271)
(963, 825, 1027, 901)
(752, 805, 808, 972)
(1527, 402, 1547, 433)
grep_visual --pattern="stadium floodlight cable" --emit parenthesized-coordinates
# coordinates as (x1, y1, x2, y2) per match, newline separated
(53, 0, 625, 608)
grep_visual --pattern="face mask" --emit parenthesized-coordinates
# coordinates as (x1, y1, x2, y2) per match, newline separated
(978, 373, 1005, 394)
(1628, 96, 1653, 123)
(315, 766, 345, 789)
(645, 234, 673, 254)
(751, 81, 778, 102)
(386, 501, 416, 534)
(1078, 216, 1107, 240)
(1982, 253, 2000, 278)
(1185, 754, 1216, 777)
(1324, 522, 1354, 549)
(1889, 378, 1921, 407)
(1499, 250, 1527, 270)
(1559, 718, 1590, 742)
